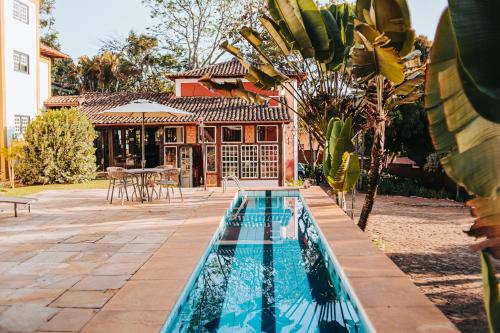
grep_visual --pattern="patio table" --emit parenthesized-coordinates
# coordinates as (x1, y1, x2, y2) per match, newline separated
(125, 168, 165, 203)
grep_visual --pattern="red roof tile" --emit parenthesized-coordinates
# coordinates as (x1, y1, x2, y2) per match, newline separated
(44, 92, 291, 125)
(40, 43, 70, 59)
(167, 59, 299, 79)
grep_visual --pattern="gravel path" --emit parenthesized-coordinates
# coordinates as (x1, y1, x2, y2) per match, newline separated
(348, 193, 500, 333)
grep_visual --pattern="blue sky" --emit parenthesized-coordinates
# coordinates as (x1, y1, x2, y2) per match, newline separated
(54, 0, 448, 60)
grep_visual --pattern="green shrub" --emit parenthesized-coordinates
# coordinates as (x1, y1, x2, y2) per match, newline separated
(376, 174, 454, 200)
(17, 108, 97, 185)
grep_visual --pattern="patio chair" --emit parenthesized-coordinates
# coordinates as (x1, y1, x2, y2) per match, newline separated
(106, 167, 139, 204)
(155, 167, 183, 202)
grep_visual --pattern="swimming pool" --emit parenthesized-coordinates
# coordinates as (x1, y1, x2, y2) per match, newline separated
(162, 190, 372, 332)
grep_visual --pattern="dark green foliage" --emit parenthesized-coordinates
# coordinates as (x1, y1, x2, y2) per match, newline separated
(386, 101, 434, 166)
(375, 174, 455, 200)
(17, 109, 97, 185)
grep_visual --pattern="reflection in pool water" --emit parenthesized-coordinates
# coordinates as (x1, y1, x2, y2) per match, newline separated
(164, 191, 369, 332)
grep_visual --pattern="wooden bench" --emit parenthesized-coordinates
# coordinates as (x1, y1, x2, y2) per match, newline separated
(0, 197, 37, 217)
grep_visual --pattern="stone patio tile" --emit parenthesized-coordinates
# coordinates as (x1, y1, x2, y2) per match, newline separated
(70, 251, 115, 263)
(7, 262, 63, 276)
(0, 262, 16, 274)
(0, 304, 59, 333)
(0, 274, 39, 289)
(0, 250, 38, 262)
(326, 239, 379, 256)
(349, 276, 435, 308)
(0, 288, 64, 306)
(106, 252, 152, 264)
(335, 254, 407, 278)
(118, 243, 160, 253)
(46, 243, 91, 252)
(80, 310, 168, 333)
(31, 274, 82, 289)
(131, 235, 170, 244)
(131, 258, 196, 281)
(92, 262, 144, 276)
(97, 234, 137, 244)
(104, 280, 183, 311)
(72, 275, 130, 291)
(318, 224, 368, 241)
(50, 290, 115, 309)
(365, 306, 459, 332)
(62, 234, 105, 244)
(38, 308, 98, 332)
(51, 262, 101, 275)
(152, 245, 205, 259)
(24, 251, 79, 264)
(84, 244, 125, 253)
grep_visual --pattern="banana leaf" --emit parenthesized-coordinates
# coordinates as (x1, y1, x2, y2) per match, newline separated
(296, 0, 331, 62)
(267, 0, 296, 47)
(259, 15, 292, 56)
(448, 0, 500, 124)
(198, 75, 268, 105)
(320, 9, 344, 69)
(239, 27, 274, 65)
(426, 8, 500, 264)
(351, 29, 405, 84)
(274, 0, 315, 58)
(370, 0, 415, 56)
(480, 251, 500, 333)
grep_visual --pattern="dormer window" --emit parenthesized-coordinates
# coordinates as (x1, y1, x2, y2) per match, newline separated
(13, 0, 29, 24)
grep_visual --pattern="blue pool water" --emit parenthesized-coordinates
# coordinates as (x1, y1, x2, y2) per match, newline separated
(163, 191, 372, 333)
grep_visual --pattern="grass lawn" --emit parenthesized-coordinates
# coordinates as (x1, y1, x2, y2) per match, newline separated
(0, 180, 109, 197)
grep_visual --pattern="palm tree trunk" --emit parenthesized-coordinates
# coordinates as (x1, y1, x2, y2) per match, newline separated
(358, 75, 385, 231)
(358, 124, 385, 231)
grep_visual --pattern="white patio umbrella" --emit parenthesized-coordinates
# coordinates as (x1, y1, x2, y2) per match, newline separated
(98, 99, 193, 169)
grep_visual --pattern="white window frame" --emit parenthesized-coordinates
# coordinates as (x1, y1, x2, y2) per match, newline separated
(13, 0, 29, 24)
(14, 115, 30, 139)
(257, 125, 279, 143)
(198, 126, 217, 143)
(221, 126, 243, 143)
(260, 144, 279, 179)
(13, 51, 29, 74)
(164, 146, 178, 167)
(241, 145, 259, 179)
(221, 145, 239, 178)
(205, 145, 217, 173)
(164, 126, 184, 144)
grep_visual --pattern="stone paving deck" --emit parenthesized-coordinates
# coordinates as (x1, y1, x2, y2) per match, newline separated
(0, 187, 460, 333)
(0, 188, 235, 333)
(301, 187, 459, 333)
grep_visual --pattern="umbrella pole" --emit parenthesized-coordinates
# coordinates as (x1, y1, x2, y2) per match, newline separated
(141, 113, 146, 169)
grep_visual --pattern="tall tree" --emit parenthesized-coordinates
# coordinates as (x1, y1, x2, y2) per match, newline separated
(100, 32, 181, 92)
(39, 0, 59, 48)
(142, 0, 250, 70)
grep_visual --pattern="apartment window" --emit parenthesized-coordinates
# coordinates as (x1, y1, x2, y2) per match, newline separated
(14, 115, 30, 139)
(164, 126, 183, 144)
(260, 145, 279, 178)
(241, 145, 258, 179)
(257, 125, 278, 142)
(221, 126, 242, 143)
(13, 51, 29, 74)
(198, 126, 216, 143)
(164, 146, 178, 167)
(13, 0, 29, 24)
(206, 145, 216, 173)
(221, 145, 239, 178)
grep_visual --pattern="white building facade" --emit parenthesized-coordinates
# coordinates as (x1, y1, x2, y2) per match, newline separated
(0, 0, 67, 177)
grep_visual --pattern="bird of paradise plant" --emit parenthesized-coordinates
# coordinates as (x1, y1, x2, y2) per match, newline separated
(425, 1, 500, 331)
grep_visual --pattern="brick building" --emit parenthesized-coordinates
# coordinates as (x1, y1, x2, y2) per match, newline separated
(45, 59, 299, 187)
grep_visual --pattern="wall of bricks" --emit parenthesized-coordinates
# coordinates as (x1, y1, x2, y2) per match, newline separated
(185, 125, 197, 144)
(244, 125, 255, 144)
